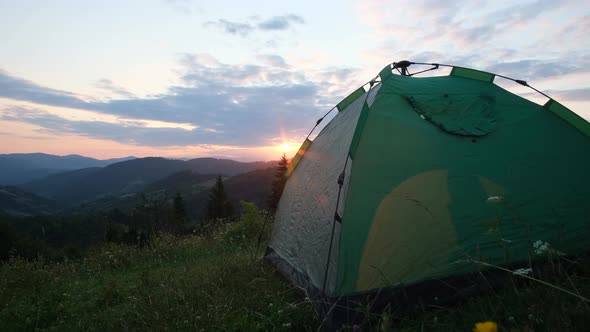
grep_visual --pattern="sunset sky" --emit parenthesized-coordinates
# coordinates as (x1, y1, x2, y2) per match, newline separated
(1, 0, 589, 161)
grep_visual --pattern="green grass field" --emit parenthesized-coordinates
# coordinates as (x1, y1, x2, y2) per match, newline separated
(2, 213, 589, 331)
(0, 229, 317, 331)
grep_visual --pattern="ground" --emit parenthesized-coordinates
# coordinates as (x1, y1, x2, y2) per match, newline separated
(1, 221, 589, 331)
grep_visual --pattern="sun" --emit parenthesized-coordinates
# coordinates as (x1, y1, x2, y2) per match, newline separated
(274, 142, 297, 158)
(280, 143, 291, 154)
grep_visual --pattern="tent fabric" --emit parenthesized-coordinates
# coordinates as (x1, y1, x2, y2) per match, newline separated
(545, 99, 590, 136)
(269, 89, 368, 294)
(267, 62, 590, 301)
(337, 87, 366, 111)
(286, 138, 311, 177)
(338, 74, 590, 295)
(269, 84, 382, 294)
(450, 66, 495, 82)
(405, 94, 497, 136)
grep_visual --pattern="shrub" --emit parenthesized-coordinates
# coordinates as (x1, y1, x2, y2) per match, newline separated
(224, 201, 266, 243)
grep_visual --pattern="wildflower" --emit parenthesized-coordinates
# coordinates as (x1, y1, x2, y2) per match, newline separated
(513, 268, 532, 276)
(473, 321, 497, 332)
(486, 196, 504, 204)
(282, 322, 292, 328)
(533, 240, 550, 255)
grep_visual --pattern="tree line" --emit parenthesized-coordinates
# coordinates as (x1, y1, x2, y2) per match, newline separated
(0, 154, 290, 262)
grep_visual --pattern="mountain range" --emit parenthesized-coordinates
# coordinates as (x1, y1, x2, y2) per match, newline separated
(0, 153, 135, 185)
(19, 157, 275, 204)
(0, 153, 277, 217)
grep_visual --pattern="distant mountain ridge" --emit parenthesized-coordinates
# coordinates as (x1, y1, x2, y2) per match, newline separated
(20, 157, 277, 206)
(0, 153, 135, 185)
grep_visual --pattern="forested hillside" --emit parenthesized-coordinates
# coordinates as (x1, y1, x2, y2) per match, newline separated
(0, 153, 134, 185)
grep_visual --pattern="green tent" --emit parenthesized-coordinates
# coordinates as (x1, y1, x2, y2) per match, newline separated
(266, 61, 590, 317)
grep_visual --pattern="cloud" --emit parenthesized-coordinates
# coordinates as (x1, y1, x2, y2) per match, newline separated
(484, 58, 590, 81)
(258, 54, 288, 68)
(203, 19, 253, 37)
(95, 78, 136, 98)
(204, 14, 304, 37)
(2, 46, 587, 152)
(484, 0, 567, 25)
(257, 14, 305, 31)
(446, 0, 569, 46)
(0, 106, 215, 147)
(358, 0, 579, 62)
(547, 87, 590, 102)
(0, 69, 86, 109)
(0, 54, 362, 148)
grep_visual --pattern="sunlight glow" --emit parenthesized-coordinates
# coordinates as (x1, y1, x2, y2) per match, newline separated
(273, 142, 299, 159)
(280, 144, 291, 153)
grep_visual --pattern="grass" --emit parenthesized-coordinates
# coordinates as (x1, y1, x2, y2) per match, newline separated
(382, 257, 590, 332)
(0, 229, 316, 331)
(339, 253, 590, 332)
(1, 213, 589, 331)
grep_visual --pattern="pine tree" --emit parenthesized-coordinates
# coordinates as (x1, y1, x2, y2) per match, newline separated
(267, 153, 289, 212)
(207, 175, 234, 220)
(173, 191, 187, 232)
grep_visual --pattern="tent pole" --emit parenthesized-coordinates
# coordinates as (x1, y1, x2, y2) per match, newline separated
(253, 209, 272, 261)
(321, 81, 376, 293)
(321, 171, 345, 293)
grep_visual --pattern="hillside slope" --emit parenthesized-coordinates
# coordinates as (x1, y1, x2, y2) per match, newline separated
(23, 158, 190, 205)
(0, 153, 134, 185)
(185, 158, 275, 176)
(225, 167, 275, 209)
(21, 157, 275, 206)
(0, 186, 60, 216)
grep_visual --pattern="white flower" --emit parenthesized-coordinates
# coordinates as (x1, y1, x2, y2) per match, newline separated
(513, 268, 532, 276)
(282, 323, 292, 328)
(533, 240, 550, 255)
(486, 196, 505, 204)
